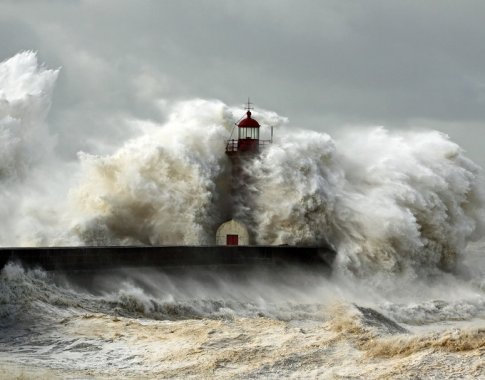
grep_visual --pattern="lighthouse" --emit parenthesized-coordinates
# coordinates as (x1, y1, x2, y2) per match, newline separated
(216, 100, 272, 246)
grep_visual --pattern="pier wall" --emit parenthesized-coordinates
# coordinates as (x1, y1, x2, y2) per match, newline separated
(0, 245, 335, 271)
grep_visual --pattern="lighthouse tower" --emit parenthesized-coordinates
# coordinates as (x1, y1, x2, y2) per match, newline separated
(216, 100, 272, 246)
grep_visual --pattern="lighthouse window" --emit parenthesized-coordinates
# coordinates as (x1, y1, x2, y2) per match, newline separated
(253, 128, 260, 139)
(239, 128, 259, 139)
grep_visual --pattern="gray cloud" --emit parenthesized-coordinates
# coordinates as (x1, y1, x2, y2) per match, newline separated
(1, 0, 485, 166)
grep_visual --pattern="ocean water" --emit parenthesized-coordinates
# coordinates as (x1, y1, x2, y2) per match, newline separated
(0, 52, 484, 378)
(0, 247, 484, 379)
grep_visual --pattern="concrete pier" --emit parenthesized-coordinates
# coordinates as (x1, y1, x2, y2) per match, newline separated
(0, 245, 335, 272)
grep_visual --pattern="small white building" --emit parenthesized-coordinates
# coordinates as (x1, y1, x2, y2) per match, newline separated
(216, 219, 249, 246)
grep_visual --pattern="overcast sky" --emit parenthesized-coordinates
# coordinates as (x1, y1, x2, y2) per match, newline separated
(2, 0, 485, 166)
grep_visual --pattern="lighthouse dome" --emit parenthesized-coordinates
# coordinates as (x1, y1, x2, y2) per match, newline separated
(238, 111, 260, 128)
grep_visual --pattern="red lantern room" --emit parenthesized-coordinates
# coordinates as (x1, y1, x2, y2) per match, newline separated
(236, 109, 260, 152)
(226, 99, 271, 156)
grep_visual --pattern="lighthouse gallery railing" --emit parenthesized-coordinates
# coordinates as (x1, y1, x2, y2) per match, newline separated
(225, 139, 272, 153)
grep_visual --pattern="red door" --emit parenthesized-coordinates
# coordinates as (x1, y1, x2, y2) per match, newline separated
(226, 234, 239, 246)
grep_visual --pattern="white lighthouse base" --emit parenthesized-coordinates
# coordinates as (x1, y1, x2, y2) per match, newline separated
(216, 219, 249, 246)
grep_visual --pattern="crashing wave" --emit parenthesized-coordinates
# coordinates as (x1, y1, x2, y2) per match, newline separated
(0, 52, 484, 277)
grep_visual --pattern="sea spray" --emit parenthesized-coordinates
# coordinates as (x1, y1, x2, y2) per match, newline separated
(0, 51, 484, 279)
(69, 100, 230, 245)
(0, 51, 58, 181)
(0, 52, 62, 246)
(246, 127, 485, 277)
